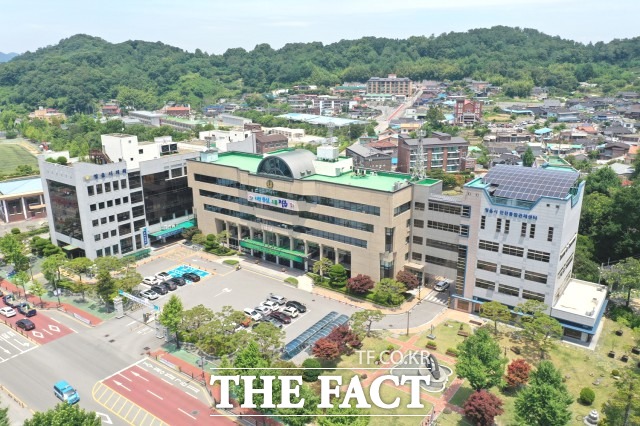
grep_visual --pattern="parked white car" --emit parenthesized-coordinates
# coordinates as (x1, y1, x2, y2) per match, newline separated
(244, 308, 262, 321)
(261, 300, 280, 312)
(155, 272, 171, 281)
(140, 289, 159, 300)
(0, 307, 16, 317)
(281, 306, 299, 318)
(142, 276, 160, 286)
(255, 306, 272, 316)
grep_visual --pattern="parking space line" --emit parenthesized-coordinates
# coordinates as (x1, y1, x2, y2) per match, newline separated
(96, 385, 110, 401)
(93, 381, 167, 426)
(129, 407, 142, 424)
(123, 403, 134, 420)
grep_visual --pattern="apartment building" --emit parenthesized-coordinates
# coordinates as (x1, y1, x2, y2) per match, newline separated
(396, 132, 469, 173)
(367, 74, 413, 96)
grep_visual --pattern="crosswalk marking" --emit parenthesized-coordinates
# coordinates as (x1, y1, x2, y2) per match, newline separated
(420, 291, 449, 305)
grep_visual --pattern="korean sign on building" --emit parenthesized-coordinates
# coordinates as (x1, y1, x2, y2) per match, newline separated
(247, 194, 298, 211)
(484, 207, 537, 220)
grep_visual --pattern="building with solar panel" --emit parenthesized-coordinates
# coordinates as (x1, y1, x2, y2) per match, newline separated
(409, 164, 607, 343)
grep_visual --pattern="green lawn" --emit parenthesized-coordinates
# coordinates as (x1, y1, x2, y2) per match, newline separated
(0, 144, 38, 174)
(368, 384, 433, 426)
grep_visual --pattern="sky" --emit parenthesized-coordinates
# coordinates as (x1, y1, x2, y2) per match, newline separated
(1, 0, 638, 54)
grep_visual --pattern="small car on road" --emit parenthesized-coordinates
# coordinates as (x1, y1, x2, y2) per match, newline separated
(0, 307, 16, 317)
(268, 294, 287, 305)
(53, 380, 80, 405)
(434, 280, 451, 292)
(16, 318, 35, 331)
(163, 280, 177, 291)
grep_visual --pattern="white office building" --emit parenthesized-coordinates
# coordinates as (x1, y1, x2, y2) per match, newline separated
(40, 134, 198, 260)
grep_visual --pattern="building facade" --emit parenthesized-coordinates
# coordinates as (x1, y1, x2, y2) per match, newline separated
(367, 74, 413, 96)
(396, 133, 469, 173)
(454, 100, 483, 125)
(408, 165, 605, 342)
(0, 177, 46, 223)
(187, 148, 436, 282)
(40, 134, 197, 259)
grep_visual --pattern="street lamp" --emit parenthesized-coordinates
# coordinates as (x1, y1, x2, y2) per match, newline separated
(406, 308, 411, 336)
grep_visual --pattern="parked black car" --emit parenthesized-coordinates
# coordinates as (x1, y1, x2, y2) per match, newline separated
(150, 285, 168, 295)
(168, 277, 186, 287)
(163, 280, 178, 291)
(285, 300, 307, 313)
(16, 318, 35, 331)
(182, 272, 200, 282)
(269, 311, 291, 325)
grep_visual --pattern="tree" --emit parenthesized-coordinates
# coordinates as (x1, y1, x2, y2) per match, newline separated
(115, 270, 143, 294)
(514, 300, 548, 319)
(70, 281, 92, 302)
(522, 146, 535, 167)
(312, 258, 334, 280)
(505, 358, 532, 389)
(42, 253, 67, 285)
(479, 301, 512, 334)
(94, 256, 122, 274)
(251, 322, 285, 360)
(13, 271, 30, 299)
(159, 295, 184, 349)
(350, 309, 384, 337)
(372, 278, 406, 306)
(301, 358, 322, 382)
(24, 403, 100, 426)
(395, 270, 419, 290)
(326, 324, 362, 355)
(585, 166, 621, 195)
(29, 279, 46, 307)
(456, 328, 507, 391)
(194, 306, 249, 357)
(318, 401, 369, 426)
(463, 389, 504, 426)
(346, 274, 375, 294)
(603, 370, 640, 426)
(522, 312, 563, 360)
(328, 264, 348, 288)
(515, 361, 573, 426)
(180, 304, 214, 342)
(312, 338, 341, 360)
(66, 257, 93, 282)
(95, 270, 116, 306)
(605, 257, 640, 307)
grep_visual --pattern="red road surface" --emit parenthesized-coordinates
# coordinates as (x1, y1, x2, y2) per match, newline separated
(103, 364, 234, 425)
(1, 311, 74, 344)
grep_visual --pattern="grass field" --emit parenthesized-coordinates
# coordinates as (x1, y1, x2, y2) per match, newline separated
(0, 144, 38, 174)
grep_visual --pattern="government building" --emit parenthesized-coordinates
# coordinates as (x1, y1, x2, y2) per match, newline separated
(189, 149, 606, 343)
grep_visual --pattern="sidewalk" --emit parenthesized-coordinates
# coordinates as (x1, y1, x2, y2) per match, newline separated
(0, 279, 103, 326)
(0, 383, 34, 425)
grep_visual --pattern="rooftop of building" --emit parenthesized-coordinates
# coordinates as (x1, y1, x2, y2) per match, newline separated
(465, 164, 580, 202)
(553, 278, 607, 319)
(0, 177, 43, 196)
(198, 151, 437, 192)
(277, 113, 368, 127)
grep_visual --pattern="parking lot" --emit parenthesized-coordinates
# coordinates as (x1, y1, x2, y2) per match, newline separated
(132, 253, 359, 343)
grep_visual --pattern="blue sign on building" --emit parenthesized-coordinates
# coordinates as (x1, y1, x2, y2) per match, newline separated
(142, 227, 149, 246)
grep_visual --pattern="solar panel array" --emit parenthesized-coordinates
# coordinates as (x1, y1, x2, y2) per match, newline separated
(483, 165, 579, 202)
(281, 312, 349, 360)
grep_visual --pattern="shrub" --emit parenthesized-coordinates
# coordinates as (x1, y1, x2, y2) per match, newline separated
(426, 342, 437, 349)
(57, 156, 68, 165)
(386, 344, 396, 352)
(611, 369, 620, 377)
(223, 259, 239, 265)
(10, 228, 20, 235)
(284, 277, 298, 285)
(301, 358, 322, 382)
(579, 387, 595, 405)
(446, 347, 459, 356)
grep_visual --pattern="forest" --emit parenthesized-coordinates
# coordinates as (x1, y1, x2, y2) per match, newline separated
(0, 26, 639, 114)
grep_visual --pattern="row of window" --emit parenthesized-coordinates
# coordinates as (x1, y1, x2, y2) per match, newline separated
(194, 174, 381, 216)
(428, 201, 471, 218)
(90, 197, 130, 212)
(476, 260, 548, 284)
(203, 204, 368, 248)
(95, 236, 134, 257)
(426, 220, 469, 237)
(481, 216, 554, 242)
(560, 234, 577, 261)
(475, 279, 546, 302)
(426, 238, 460, 253)
(199, 189, 374, 232)
(394, 202, 411, 217)
(87, 179, 128, 196)
(478, 240, 551, 262)
(557, 254, 574, 279)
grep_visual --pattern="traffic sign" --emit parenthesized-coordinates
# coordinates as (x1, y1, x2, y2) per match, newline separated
(118, 290, 159, 311)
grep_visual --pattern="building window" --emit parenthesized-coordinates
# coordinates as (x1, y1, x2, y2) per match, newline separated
(113, 181, 119, 191)
(90, 204, 97, 211)
(117, 212, 130, 222)
(527, 249, 550, 263)
(109, 215, 115, 222)
(500, 265, 522, 278)
(479, 240, 499, 252)
(426, 239, 459, 252)
(461, 206, 471, 218)
(529, 223, 536, 239)
(94, 234, 101, 241)
(428, 201, 462, 215)
(496, 218, 502, 233)
(96, 249, 103, 257)
(412, 236, 423, 245)
(107, 200, 113, 208)
(121, 179, 128, 189)
(115, 198, 121, 205)
(524, 271, 548, 284)
(413, 219, 424, 228)
(87, 186, 94, 196)
(504, 219, 510, 234)
(96, 184, 103, 195)
(92, 219, 99, 227)
(111, 229, 117, 237)
(394, 202, 411, 216)
(480, 215, 486, 230)
(522, 289, 545, 301)
(477, 260, 497, 272)
(460, 225, 469, 237)
(557, 254, 574, 278)
(98, 202, 105, 209)
(475, 278, 495, 290)
(521, 222, 527, 237)
(547, 227, 554, 242)
(102, 232, 108, 239)
(498, 284, 520, 297)
(411, 252, 422, 261)
(105, 182, 111, 192)
(100, 217, 107, 225)
(560, 234, 577, 260)
(414, 202, 425, 211)
(134, 219, 146, 231)
(123, 197, 129, 203)
(385, 227, 395, 252)
(425, 255, 458, 269)
(427, 220, 460, 234)
(118, 223, 131, 236)
(502, 244, 524, 257)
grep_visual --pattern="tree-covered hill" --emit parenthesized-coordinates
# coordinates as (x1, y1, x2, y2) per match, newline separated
(1, 26, 639, 114)
(0, 52, 18, 63)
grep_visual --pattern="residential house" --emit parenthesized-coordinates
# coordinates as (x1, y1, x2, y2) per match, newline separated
(255, 133, 289, 154)
(346, 144, 392, 171)
(29, 107, 66, 122)
(454, 99, 482, 126)
(601, 142, 631, 160)
(165, 106, 191, 118)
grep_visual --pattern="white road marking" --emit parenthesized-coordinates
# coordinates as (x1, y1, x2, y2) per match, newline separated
(31, 331, 44, 339)
(178, 408, 197, 420)
(131, 370, 149, 382)
(147, 390, 163, 400)
(160, 378, 173, 386)
(186, 393, 199, 400)
(48, 324, 60, 332)
(126, 321, 137, 326)
(68, 327, 77, 333)
(50, 317, 61, 324)
(118, 373, 133, 382)
(0, 346, 10, 354)
(96, 412, 113, 424)
(112, 380, 131, 392)
(43, 329, 52, 336)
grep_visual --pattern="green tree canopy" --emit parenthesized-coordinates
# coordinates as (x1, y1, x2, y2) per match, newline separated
(159, 295, 184, 348)
(479, 301, 511, 334)
(515, 361, 572, 426)
(456, 328, 507, 391)
(24, 403, 100, 426)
